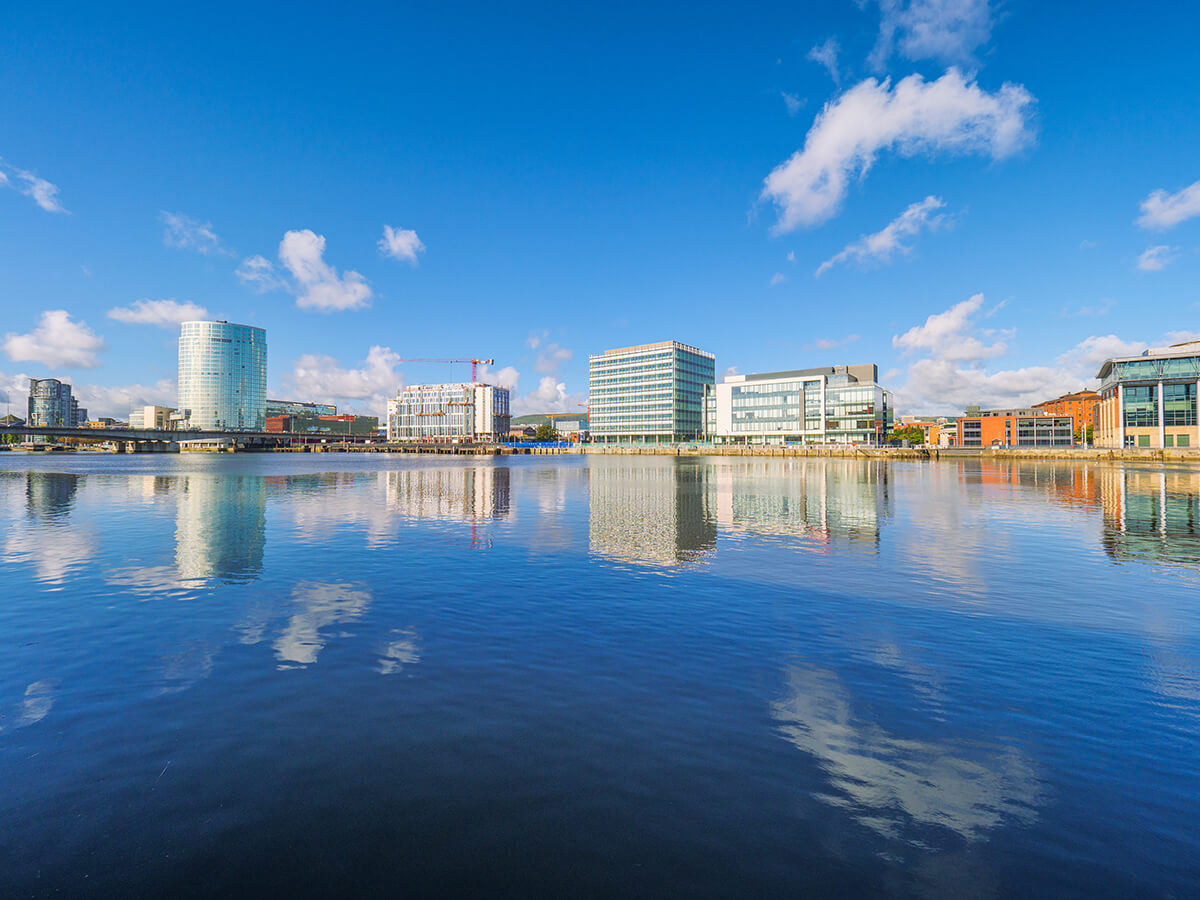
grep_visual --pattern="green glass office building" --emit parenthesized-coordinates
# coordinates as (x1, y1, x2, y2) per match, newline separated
(588, 341, 715, 443)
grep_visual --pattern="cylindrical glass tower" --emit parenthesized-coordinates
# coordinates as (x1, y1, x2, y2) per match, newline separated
(177, 321, 267, 431)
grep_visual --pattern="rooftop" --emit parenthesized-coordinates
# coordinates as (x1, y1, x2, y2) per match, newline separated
(590, 341, 714, 360)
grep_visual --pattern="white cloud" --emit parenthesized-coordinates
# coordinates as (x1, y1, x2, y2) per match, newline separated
(378, 225, 426, 264)
(1164, 330, 1200, 345)
(1057, 298, 1115, 318)
(0, 159, 67, 213)
(3, 310, 105, 369)
(476, 364, 521, 392)
(160, 211, 227, 255)
(235, 255, 288, 293)
(1137, 180, 1200, 230)
(781, 92, 805, 116)
(1137, 245, 1177, 272)
(281, 345, 403, 417)
(890, 294, 1152, 415)
(869, 0, 994, 71)
(279, 230, 373, 312)
(769, 272, 786, 286)
(816, 194, 946, 276)
(761, 69, 1034, 231)
(786, 250, 796, 263)
(476, 363, 582, 415)
(814, 334, 861, 350)
(107, 299, 209, 328)
(533, 342, 572, 374)
(722, 365, 740, 380)
(807, 37, 841, 85)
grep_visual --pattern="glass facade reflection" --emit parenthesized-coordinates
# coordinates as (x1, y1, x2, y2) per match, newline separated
(177, 321, 267, 431)
(1096, 341, 1200, 449)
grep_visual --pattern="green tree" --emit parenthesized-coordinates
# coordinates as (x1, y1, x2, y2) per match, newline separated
(533, 423, 559, 442)
(1075, 425, 1094, 445)
(887, 425, 924, 445)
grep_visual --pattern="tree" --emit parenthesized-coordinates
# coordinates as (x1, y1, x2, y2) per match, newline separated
(887, 425, 924, 445)
(533, 423, 559, 442)
(1075, 425, 1094, 445)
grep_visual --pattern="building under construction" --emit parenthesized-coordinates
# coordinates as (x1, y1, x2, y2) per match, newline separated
(386, 382, 511, 442)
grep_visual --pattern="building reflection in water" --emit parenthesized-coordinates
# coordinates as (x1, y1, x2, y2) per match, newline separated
(175, 474, 267, 582)
(1099, 467, 1200, 570)
(772, 665, 1040, 845)
(3, 473, 94, 586)
(708, 459, 887, 550)
(386, 465, 511, 523)
(588, 459, 717, 567)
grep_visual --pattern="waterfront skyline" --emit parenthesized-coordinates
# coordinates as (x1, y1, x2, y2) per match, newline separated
(3, 2, 1200, 420)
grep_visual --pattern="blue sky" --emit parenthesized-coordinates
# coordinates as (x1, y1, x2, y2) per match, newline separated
(2, 0, 1199, 418)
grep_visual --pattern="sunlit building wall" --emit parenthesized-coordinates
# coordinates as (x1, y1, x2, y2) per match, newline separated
(386, 383, 511, 442)
(1096, 341, 1200, 449)
(177, 321, 267, 431)
(588, 341, 715, 443)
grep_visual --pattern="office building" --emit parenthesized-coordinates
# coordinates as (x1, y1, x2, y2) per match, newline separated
(704, 364, 892, 446)
(1034, 390, 1099, 432)
(386, 382, 511, 442)
(1096, 340, 1200, 449)
(266, 413, 379, 435)
(266, 399, 337, 418)
(128, 405, 177, 430)
(588, 341, 715, 443)
(177, 321, 267, 431)
(956, 411, 1075, 448)
(27, 378, 87, 428)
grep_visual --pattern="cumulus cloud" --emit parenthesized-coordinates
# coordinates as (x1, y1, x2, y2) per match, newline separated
(475, 364, 521, 392)
(279, 230, 373, 311)
(807, 37, 841, 85)
(890, 294, 1152, 414)
(475, 363, 582, 415)
(235, 255, 288, 293)
(107, 299, 209, 328)
(1137, 245, 1177, 272)
(761, 69, 1033, 231)
(869, 0, 994, 71)
(816, 195, 946, 276)
(281, 345, 403, 416)
(0, 159, 67, 213)
(1137, 180, 1200, 230)
(378, 225, 425, 264)
(160, 211, 227, 255)
(3, 310, 105, 369)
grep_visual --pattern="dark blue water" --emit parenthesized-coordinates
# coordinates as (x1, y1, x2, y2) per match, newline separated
(2, 454, 1198, 898)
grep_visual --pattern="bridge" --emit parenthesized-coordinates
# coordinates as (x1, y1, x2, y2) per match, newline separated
(0, 424, 378, 452)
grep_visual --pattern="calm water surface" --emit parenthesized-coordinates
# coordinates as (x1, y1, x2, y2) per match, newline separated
(1, 453, 1198, 898)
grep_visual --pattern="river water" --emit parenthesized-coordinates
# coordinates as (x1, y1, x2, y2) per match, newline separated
(1, 454, 1198, 897)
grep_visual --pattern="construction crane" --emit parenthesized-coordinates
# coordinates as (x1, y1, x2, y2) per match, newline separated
(395, 358, 495, 382)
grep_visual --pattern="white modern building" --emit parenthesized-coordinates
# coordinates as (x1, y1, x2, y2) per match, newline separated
(128, 405, 177, 430)
(704, 364, 892, 446)
(588, 341, 715, 443)
(177, 321, 267, 431)
(386, 382, 511, 442)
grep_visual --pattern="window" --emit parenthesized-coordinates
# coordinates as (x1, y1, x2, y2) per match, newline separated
(1165, 435, 1175, 447)
(1123, 385, 1157, 427)
(1138, 435, 1151, 447)
(1179, 434, 1191, 447)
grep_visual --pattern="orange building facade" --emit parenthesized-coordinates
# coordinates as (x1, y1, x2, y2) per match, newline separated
(1033, 390, 1099, 430)
(956, 413, 1075, 448)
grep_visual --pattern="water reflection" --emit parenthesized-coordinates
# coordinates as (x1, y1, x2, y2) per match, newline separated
(1099, 468, 1200, 570)
(708, 459, 887, 548)
(772, 665, 1040, 845)
(3, 473, 94, 586)
(386, 465, 511, 522)
(273, 581, 373, 667)
(588, 459, 716, 567)
(25, 471, 81, 521)
(176, 473, 266, 581)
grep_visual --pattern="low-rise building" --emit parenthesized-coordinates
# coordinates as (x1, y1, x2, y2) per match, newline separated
(1096, 341, 1200, 449)
(956, 410, 1075, 448)
(266, 399, 337, 418)
(704, 364, 893, 446)
(128, 405, 177, 430)
(1034, 390, 1099, 432)
(387, 382, 511, 442)
(266, 413, 379, 435)
(85, 418, 119, 428)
